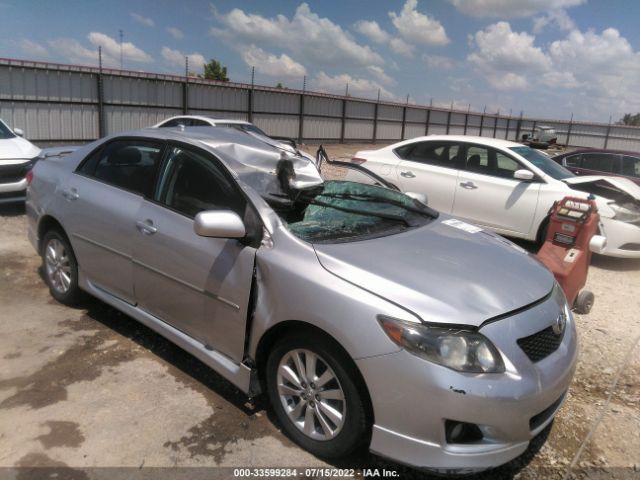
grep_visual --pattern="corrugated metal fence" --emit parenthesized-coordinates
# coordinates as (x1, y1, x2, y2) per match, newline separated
(2, 57, 640, 150)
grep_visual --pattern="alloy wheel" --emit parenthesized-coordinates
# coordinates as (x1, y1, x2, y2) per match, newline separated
(44, 238, 72, 294)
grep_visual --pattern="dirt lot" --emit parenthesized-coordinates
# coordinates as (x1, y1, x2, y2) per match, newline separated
(1, 143, 639, 479)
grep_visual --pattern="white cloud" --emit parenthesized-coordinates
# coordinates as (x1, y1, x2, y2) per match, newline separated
(353, 20, 390, 44)
(161, 46, 205, 72)
(449, 0, 585, 18)
(16, 39, 49, 58)
(242, 46, 306, 77)
(167, 27, 184, 40)
(210, 3, 383, 68)
(465, 21, 640, 119)
(467, 22, 551, 90)
(88, 32, 153, 63)
(423, 54, 454, 70)
(311, 71, 396, 100)
(532, 9, 576, 33)
(389, 37, 415, 57)
(131, 13, 154, 27)
(48, 38, 101, 66)
(366, 65, 396, 86)
(389, 0, 449, 46)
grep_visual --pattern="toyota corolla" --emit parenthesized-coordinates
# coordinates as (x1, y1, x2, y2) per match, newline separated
(27, 127, 577, 474)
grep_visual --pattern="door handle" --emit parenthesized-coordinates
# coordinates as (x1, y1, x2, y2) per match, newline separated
(400, 171, 416, 178)
(61, 188, 79, 201)
(459, 181, 478, 189)
(136, 220, 158, 235)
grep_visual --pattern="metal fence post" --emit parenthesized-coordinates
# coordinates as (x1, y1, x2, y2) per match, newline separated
(425, 108, 431, 136)
(463, 104, 470, 135)
(297, 76, 305, 143)
(493, 111, 499, 138)
(183, 56, 188, 114)
(479, 106, 486, 136)
(401, 105, 407, 140)
(340, 98, 347, 143)
(372, 102, 379, 144)
(604, 116, 612, 148)
(97, 47, 105, 137)
(446, 111, 451, 134)
(566, 113, 573, 147)
(505, 116, 510, 139)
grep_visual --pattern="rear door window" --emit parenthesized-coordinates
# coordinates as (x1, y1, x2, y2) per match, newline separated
(78, 140, 163, 197)
(395, 142, 460, 169)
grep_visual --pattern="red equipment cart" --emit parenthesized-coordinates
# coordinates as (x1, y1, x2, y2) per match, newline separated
(536, 196, 605, 314)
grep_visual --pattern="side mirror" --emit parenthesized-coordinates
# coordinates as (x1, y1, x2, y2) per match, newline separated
(514, 169, 535, 181)
(589, 235, 607, 254)
(13, 128, 24, 137)
(194, 210, 246, 238)
(405, 191, 428, 205)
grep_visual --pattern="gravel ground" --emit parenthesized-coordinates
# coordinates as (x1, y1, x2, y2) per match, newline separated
(0, 142, 639, 479)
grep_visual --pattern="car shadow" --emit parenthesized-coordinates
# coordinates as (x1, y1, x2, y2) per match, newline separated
(0, 202, 26, 217)
(590, 253, 640, 271)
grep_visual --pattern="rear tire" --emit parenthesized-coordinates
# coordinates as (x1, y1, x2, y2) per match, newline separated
(42, 230, 82, 305)
(265, 332, 369, 459)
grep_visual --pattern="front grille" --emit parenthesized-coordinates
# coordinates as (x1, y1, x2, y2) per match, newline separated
(517, 326, 563, 362)
(530, 392, 566, 431)
(0, 161, 32, 183)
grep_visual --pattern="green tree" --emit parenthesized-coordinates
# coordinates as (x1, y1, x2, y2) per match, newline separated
(276, 82, 284, 89)
(203, 59, 229, 81)
(618, 113, 640, 126)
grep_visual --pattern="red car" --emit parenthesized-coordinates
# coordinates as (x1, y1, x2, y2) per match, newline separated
(552, 149, 640, 185)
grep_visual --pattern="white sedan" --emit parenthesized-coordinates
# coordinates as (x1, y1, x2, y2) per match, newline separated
(352, 136, 640, 258)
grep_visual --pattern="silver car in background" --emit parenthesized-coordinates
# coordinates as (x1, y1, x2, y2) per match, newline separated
(26, 127, 577, 473)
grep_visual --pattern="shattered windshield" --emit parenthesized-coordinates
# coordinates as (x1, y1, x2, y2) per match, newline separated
(271, 181, 437, 243)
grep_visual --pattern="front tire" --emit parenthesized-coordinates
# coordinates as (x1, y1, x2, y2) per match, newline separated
(42, 230, 82, 305)
(265, 332, 369, 458)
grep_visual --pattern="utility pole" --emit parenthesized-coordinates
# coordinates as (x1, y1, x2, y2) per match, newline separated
(119, 29, 124, 70)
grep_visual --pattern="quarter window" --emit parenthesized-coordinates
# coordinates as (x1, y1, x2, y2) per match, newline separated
(78, 140, 162, 197)
(622, 156, 640, 177)
(564, 154, 582, 168)
(157, 146, 245, 218)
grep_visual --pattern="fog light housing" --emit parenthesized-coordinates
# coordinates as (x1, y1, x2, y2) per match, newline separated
(445, 420, 483, 444)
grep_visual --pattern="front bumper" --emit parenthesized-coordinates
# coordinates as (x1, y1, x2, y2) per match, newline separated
(356, 292, 578, 471)
(598, 216, 640, 258)
(0, 178, 27, 204)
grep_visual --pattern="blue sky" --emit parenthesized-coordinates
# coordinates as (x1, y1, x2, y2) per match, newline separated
(3, 1, 640, 122)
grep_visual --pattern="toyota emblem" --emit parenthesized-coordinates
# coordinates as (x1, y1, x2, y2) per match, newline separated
(552, 311, 567, 335)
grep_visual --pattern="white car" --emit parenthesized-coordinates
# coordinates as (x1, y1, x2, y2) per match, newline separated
(352, 136, 640, 258)
(153, 115, 315, 163)
(0, 119, 41, 204)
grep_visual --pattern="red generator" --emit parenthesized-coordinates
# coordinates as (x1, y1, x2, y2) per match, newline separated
(536, 196, 606, 314)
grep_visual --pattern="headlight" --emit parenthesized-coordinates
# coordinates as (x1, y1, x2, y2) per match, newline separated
(378, 316, 505, 373)
(610, 203, 640, 223)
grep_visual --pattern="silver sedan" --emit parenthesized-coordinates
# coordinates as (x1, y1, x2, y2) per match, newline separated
(26, 126, 577, 474)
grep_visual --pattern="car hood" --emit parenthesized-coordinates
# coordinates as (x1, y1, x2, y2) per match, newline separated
(563, 175, 640, 201)
(0, 136, 41, 160)
(313, 217, 555, 327)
